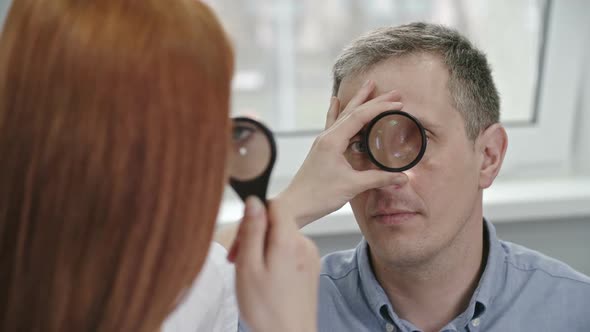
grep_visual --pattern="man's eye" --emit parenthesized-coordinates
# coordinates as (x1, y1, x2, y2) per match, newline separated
(347, 140, 367, 154)
(232, 126, 254, 142)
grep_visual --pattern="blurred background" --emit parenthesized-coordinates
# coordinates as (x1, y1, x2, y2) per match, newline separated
(203, 0, 590, 275)
(206, 0, 545, 130)
(1, 0, 588, 274)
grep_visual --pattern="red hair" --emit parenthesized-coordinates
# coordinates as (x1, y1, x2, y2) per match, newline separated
(0, 0, 233, 331)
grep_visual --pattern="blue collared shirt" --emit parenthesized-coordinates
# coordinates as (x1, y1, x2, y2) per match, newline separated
(317, 219, 590, 332)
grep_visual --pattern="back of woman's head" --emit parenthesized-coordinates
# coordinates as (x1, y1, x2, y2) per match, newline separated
(0, 0, 233, 331)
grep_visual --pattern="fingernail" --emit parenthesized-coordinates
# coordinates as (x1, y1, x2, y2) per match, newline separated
(227, 240, 238, 262)
(245, 196, 263, 217)
(362, 79, 371, 87)
(390, 173, 407, 184)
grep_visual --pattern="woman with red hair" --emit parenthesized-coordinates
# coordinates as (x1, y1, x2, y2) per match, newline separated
(0, 0, 319, 331)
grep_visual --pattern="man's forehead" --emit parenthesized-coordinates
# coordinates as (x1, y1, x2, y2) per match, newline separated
(336, 73, 370, 104)
(336, 54, 453, 129)
(337, 55, 445, 100)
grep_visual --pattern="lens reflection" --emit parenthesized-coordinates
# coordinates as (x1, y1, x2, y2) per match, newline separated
(367, 112, 425, 171)
(229, 119, 272, 181)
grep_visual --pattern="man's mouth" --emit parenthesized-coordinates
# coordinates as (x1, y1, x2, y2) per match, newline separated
(371, 209, 418, 225)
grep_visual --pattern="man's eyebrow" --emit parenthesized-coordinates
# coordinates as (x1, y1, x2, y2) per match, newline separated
(413, 116, 440, 130)
(354, 128, 367, 138)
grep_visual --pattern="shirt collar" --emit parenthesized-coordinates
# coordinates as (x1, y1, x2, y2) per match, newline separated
(468, 218, 507, 317)
(355, 218, 507, 326)
(356, 239, 392, 320)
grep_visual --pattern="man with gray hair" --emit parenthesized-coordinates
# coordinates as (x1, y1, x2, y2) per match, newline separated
(279, 22, 589, 332)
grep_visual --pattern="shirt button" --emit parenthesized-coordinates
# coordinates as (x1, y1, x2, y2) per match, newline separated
(385, 323, 395, 332)
(471, 317, 481, 327)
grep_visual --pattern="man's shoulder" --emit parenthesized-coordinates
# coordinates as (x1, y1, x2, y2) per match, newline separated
(320, 247, 359, 281)
(499, 239, 590, 288)
(486, 240, 590, 328)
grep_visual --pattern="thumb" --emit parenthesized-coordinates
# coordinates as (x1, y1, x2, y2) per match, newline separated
(233, 196, 268, 268)
(354, 170, 408, 192)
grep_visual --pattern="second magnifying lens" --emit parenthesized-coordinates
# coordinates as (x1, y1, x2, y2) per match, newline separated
(228, 117, 276, 204)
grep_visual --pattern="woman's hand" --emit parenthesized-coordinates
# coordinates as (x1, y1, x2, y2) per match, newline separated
(229, 196, 320, 332)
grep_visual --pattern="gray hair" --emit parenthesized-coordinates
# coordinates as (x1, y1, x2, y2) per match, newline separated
(332, 22, 500, 140)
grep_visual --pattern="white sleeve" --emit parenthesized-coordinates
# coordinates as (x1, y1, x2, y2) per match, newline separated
(162, 242, 237, 332)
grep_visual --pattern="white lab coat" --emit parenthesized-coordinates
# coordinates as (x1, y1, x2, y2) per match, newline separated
(162, 242, 237, 332)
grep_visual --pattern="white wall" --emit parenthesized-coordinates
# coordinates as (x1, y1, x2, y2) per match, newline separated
(572, 41, 590, 175)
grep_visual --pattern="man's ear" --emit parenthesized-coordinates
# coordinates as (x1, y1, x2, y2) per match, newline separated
(477, 123, 508, 189)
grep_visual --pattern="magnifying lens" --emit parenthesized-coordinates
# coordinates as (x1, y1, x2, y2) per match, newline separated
(228, 117, 277, 204)
(365, 110, 427, 172)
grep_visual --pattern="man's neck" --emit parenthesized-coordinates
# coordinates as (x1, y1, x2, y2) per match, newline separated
(371, 217, 487, 332)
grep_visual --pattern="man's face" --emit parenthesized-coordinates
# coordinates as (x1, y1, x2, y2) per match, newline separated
(337, 53, 483, 267)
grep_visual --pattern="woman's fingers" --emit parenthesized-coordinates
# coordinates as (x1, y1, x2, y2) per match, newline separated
(232, 196, 268, 270)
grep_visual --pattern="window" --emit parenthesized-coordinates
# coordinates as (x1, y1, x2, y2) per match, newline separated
(204, 0, 588, 193)
(209, 0, 548, 130)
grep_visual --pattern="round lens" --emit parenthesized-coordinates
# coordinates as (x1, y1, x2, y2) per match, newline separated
(229, 119, 272, 181)
(367, 112, 426, 171)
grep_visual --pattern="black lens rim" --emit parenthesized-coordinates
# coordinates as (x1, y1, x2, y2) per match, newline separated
(364, 110, 427, 172)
